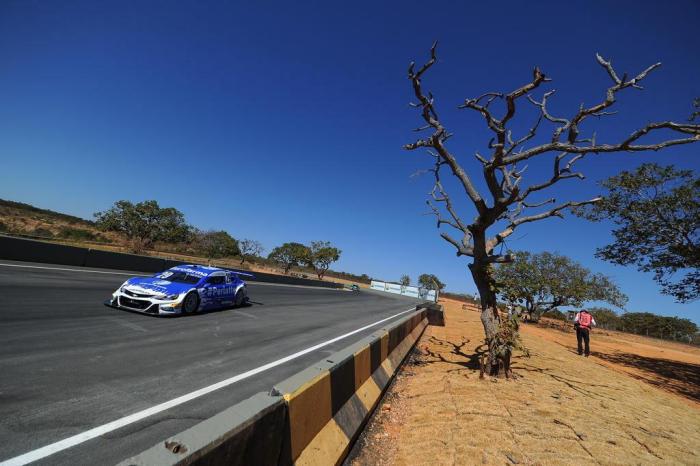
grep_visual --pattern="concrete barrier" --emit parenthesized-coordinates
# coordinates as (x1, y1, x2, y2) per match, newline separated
(276, 311, 428, 465)
(229, 269, 344, 289)
(84, 248, 167, 273)
(119, 308, 431, 466)
(0, 235, 343, 289)
(0, 234, 89, 266)
(120, 393, 287, 466)
(421, 301, 446, 326)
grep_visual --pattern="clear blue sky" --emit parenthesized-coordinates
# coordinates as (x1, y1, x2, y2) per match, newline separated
(1, 0, 698, 322)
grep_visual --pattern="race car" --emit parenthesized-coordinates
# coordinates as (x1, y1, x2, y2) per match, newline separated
(105, 264, 253, 316)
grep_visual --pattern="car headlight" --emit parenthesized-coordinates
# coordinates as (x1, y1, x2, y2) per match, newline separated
(164, 293, 180, 300)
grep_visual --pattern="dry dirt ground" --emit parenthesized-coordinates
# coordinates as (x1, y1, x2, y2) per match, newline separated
(348, 299, 700, 465)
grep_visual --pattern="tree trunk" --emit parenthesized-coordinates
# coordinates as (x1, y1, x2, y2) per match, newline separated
(469, 259, 511, 377)
(530, 306, 541, 323)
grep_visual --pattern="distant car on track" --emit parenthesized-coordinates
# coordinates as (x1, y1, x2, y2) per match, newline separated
(105, 264, 253, 316)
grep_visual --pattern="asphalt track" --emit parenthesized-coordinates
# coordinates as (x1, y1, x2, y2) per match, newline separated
(0, 260, 419, 465)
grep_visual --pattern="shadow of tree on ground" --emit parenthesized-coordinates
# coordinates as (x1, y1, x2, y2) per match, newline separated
(592, 351, 700, 402)
(412, 336, 486, 372)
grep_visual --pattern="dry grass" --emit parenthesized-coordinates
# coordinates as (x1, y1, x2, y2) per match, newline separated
(349, 299, 700, 465)
(523, 317, 700, 407)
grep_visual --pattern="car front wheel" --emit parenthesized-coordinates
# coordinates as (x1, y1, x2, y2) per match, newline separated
(182, 292, 200, 314)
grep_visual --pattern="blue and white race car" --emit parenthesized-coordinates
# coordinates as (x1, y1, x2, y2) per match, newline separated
(105, 264, 252, 316)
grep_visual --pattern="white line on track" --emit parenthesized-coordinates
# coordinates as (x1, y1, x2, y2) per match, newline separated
(0, 262, 149, 276)
(0, 306, 417, 466)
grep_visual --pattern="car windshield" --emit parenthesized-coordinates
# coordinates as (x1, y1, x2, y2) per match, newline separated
(157, 271, 201, 284)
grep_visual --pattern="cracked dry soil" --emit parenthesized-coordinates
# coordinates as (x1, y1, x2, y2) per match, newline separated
(348, 300, 700, 466)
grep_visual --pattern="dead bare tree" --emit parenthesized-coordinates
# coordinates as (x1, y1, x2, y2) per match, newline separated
(405, 43, 700, 377)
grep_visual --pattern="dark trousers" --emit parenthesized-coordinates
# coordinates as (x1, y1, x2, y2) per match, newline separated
(576, 327, 590, 355)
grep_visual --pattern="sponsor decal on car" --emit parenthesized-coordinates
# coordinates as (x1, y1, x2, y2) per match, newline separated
(127, 284, 169, 294)
(170, 266, 209, 277)
(151, 280, 172, 286)
(201, 285, 238, 297)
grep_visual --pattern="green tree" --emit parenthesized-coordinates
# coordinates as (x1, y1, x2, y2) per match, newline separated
(405, 44, 700, 375)
(400, 275, 411, 287)
(195, 230, 240, 263)
(305, 241, 341, 280)
(494, 251, 627, 322)
(239, 239, 264, 266)
(94, 200, 192, 253)
(620, 312, 698, 342)
(589, 308, 697, 342)
(542, 309, 567, 321)
(418, 273, 445, 291)
(588, 307, 622, 331)
(576, 164, 699, 302)
(268, 242, 310, 274)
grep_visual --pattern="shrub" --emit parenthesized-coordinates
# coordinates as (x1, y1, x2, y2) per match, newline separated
(31, 227, 54, 238)
(58, 227, 99, 241)
(542, 309, 567, 321)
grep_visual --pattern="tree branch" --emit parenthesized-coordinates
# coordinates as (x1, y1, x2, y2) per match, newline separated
(502, 67, 549, 127)
(486, 197, 601, 253)
(503, 121, 700, 166)
(517, 152, 585, 201)
(405, 46, 700, 268)
(512, 197, 602, 226)
(405, 43, 487, 214)
(440, 231, 474, 257)
(564, 54, 661, 144)
(527, 90, 570, 142)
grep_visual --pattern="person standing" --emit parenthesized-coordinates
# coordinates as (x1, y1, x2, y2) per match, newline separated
(574, 309, 596, 356)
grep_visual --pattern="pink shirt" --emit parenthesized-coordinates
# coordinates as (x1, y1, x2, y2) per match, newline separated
(574, 312, 597, 327)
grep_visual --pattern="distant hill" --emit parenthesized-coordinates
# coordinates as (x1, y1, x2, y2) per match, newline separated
(0, 199, 115, 243)
(0, 199, 93, 225)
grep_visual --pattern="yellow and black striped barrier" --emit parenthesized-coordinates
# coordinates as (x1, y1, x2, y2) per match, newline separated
(275, 311, 428, 465)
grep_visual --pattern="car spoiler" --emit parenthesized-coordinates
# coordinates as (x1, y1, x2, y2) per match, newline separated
(226, 269, 255, 279)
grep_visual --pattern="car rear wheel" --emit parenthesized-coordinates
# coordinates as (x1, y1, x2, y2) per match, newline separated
(234, 289, 245, 307)
(182, 292, 199, 314)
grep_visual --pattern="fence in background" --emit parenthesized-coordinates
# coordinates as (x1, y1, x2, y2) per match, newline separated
(370, 280, 437, 302)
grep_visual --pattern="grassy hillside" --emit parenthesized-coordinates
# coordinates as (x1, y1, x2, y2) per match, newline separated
(0, 199, 117, 243)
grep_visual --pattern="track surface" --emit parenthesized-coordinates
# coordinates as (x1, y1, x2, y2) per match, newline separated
(0, 261, 418, 465)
